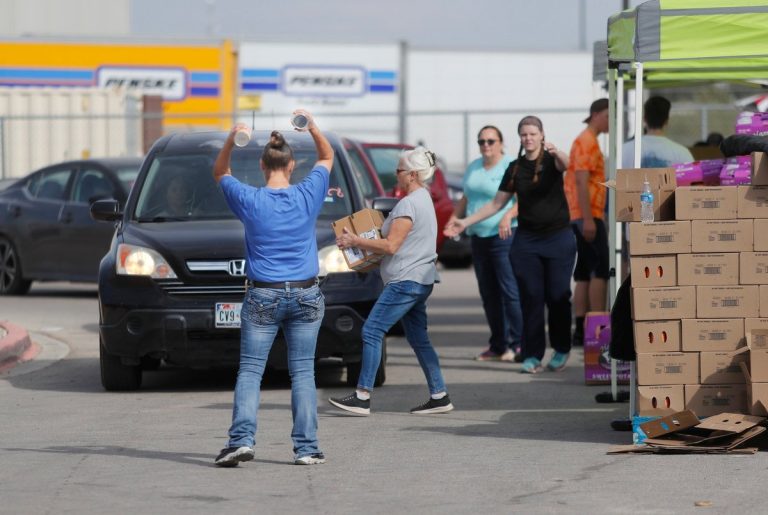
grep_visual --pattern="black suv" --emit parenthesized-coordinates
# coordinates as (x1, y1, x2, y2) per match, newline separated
(92, 130, 389, 391)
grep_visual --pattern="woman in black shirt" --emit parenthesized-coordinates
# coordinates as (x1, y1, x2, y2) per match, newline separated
(444, 115, 576, 373)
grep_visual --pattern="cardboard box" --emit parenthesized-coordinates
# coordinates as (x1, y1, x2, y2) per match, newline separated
(737, 185, 768, 218)
(690, 219, 753, 253)
(696, 285, 759, 318)
(331, 208, 385, 270)
(613, 168, 677, 222)
(740, 252, 768, 284)
(634, 320, 681, 353)
(755, 219, 768, 251)
(745, 318, 768, 335)
(746, 382, 768, 416)
(637, 352, 699, 385)
(628, 221, 691, 256)
(630, 255, 677, 288)
(681, 318, 744, 351)
(677, 253, 739, 285)
(632, 286, 696, 321)
(735, 329, 768, 383)
(674, 186, 738, 220)
(762, 286, 768, 317)
(753, 152, 768, 186)
(637, 385, 685, 416)
(684, 384, 749, 417)
(700, 351, 747, 384)
(583, 312, 629, 385)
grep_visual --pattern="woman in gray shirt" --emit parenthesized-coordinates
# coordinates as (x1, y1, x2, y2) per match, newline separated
(329, 147, 453, 415)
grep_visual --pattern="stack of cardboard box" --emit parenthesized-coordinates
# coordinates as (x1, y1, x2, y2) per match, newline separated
(621, 154, 768, 418)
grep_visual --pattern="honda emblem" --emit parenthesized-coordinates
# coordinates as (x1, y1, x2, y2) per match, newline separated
(228, 259, 246, 276)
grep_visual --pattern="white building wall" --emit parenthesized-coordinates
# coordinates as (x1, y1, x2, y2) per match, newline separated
(407, 50, 594, 172)
(0, 0, 130, 37)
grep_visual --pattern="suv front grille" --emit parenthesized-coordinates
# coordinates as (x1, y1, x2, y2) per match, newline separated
(159, 281, 246, 296)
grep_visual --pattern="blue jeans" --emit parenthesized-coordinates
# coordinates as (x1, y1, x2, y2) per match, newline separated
(511, 228, 576, 361)
(357, 280, 447, 395)
(227, 284, 324, 459)
(470, 233, 523, 354)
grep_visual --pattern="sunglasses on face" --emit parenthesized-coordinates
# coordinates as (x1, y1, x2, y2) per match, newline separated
(477, 139, 497, 146)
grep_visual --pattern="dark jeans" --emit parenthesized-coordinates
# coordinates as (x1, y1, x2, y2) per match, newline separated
(470, 233, 523, 354)
(511, 228, 576, 361)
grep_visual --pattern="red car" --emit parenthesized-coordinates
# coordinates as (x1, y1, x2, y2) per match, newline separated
(342, 138, 453, 252)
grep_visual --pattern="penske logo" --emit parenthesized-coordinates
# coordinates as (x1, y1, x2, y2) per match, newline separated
(97, 67, 186, 100)
(282, 66, 365, 97)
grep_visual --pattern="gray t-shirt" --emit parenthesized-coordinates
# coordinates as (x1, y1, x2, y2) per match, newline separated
(379, 187, 439, 285)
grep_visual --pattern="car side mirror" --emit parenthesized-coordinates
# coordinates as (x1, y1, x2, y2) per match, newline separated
(371, 196, 398, 218)
(90, 199, 123, 222)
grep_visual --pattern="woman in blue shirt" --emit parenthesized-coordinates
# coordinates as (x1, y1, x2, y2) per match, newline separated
(447, 125, 523, 362)
(212, 110, 332, 468)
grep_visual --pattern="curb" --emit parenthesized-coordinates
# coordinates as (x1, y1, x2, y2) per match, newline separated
(0, 320, 32, 365)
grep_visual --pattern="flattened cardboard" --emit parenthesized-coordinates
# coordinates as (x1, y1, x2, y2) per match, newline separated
(681, 318, 744, 352)
(634, 319, 681, 353)
(691, 219, 753, 253)
(695, 412, 763, 432)
(628, 221, 691, 256)
(640, 410, 700, 438)
(630, 255, 677, 287)
(632, 286, 696, 321)
(674, 186, 738, 220)
(677, 253, 739, 286)
(696, 285, 759, 318)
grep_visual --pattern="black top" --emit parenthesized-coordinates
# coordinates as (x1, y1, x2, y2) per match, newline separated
(498, 151, 570, 234)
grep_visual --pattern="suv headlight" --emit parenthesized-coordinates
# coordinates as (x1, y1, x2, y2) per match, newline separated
(117, 243, 178, 279)
(318, 244, 350, 276)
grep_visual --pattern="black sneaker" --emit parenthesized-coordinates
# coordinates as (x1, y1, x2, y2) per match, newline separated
(513, 345, 524, 363)
(214, 446, 255, 467)
(329, 393, 370, 415)
(410, 395, 454, 414)
(294, 452, 326, 465)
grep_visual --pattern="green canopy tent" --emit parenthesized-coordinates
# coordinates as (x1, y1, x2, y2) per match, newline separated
(603, 0, 768, 411)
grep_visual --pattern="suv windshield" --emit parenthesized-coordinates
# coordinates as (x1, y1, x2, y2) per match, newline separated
(133, 148, 351, 222)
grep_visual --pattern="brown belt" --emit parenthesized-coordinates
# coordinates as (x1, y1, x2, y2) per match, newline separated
(246, 278, 318, 289)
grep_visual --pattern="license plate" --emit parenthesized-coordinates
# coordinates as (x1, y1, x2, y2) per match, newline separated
(215, 302, 242, 328)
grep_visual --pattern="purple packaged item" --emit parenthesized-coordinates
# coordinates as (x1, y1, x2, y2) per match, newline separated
(674, 159, 724, 186)
(719, 155, 751, 186)
(583, 312, 629, 385)
(735, 111, 768, 136)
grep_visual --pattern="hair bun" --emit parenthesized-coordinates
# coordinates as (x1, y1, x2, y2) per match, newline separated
(269, 130, 285, 148)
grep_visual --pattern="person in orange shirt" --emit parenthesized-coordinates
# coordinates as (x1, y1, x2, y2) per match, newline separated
(564, 98, 609, 348)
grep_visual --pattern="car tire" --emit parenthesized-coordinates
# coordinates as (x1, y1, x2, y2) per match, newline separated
(0, 236, 32, 295)
(346, 338, 387, 387)
(100, 340, 142, 391)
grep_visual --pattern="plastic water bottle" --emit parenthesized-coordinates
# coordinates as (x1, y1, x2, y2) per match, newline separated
(640, 176, 654, 224)
(233, 127, 251, 147)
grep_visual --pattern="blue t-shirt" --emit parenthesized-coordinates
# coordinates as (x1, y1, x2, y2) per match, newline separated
(462, 156, 515, 237)
(220, 166, 329, 282)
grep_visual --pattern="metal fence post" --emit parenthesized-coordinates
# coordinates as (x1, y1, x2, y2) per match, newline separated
(463, 111, 469, 171)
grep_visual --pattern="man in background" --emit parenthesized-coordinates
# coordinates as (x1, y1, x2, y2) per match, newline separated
(622, 95, 693, 168)
(565, 98, 610, 347)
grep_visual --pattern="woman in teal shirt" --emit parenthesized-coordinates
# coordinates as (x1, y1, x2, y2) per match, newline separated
(447, 125, 523, 362)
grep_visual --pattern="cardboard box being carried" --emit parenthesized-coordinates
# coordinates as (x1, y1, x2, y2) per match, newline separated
(612, 168, 676, 222)
(332, 208, 385, 271)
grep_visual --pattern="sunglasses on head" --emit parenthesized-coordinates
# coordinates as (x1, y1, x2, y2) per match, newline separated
(477, 139, 497, 146)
